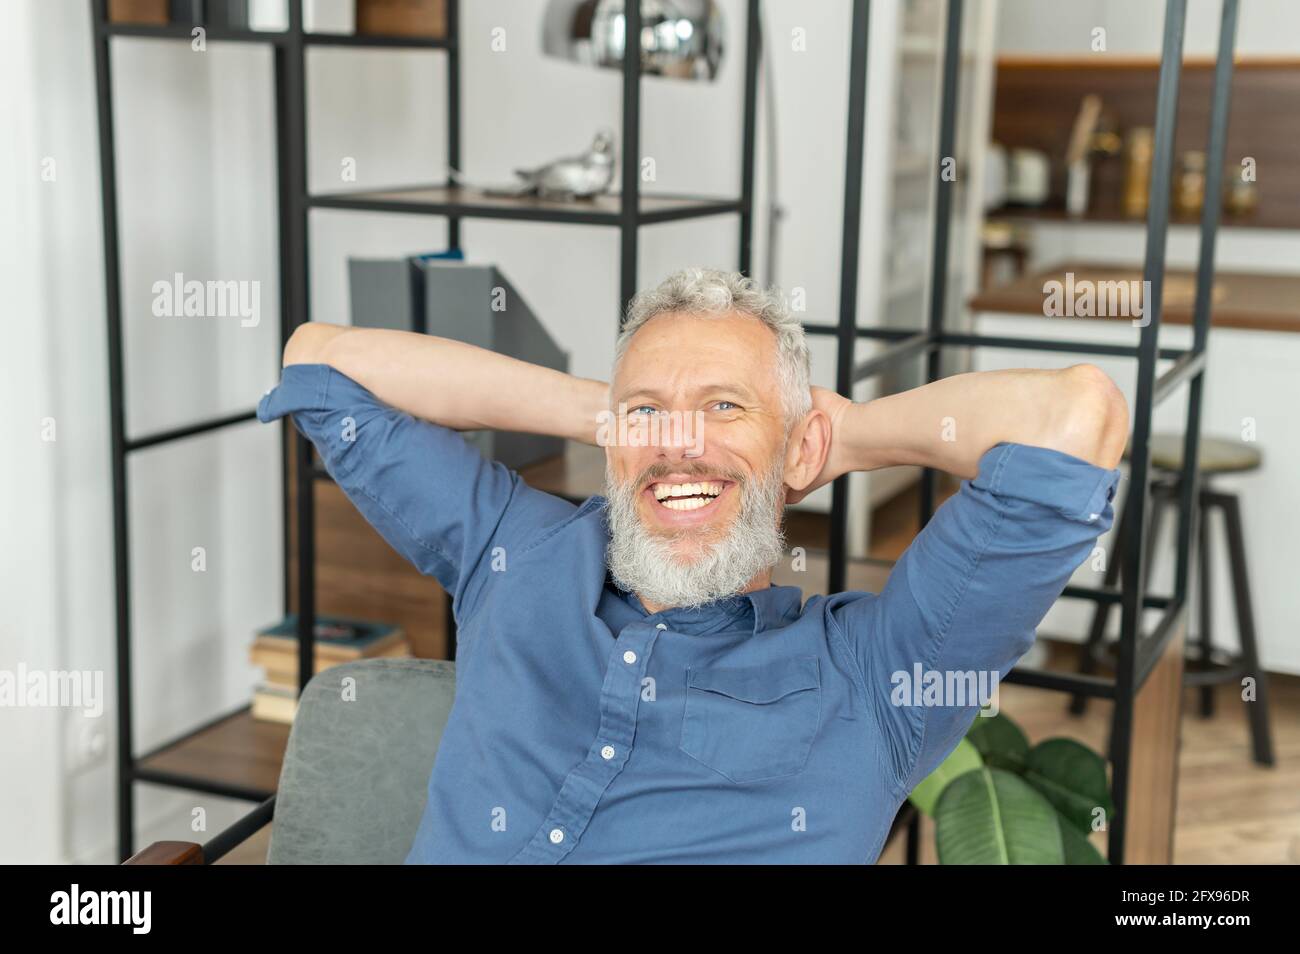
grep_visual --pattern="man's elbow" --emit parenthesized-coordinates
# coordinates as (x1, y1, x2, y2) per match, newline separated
(1058, 364, 1129, 469)
(283, 322, 348, 368)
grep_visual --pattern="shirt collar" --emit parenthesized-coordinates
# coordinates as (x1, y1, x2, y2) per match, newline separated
(609, 574, 804, 636)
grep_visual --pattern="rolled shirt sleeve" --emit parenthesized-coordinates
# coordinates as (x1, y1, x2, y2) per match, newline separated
(257, 363, 575, 625)
(832, 441, 1121, 797)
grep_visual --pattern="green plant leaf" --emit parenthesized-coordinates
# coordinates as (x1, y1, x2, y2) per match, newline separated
(965, 710, 1030, 773)
(1023, 737, 1115, 835)
(1056, 810, 1109, 865)
(907, 737, 983, 818)
(934, 767, 1065, 864)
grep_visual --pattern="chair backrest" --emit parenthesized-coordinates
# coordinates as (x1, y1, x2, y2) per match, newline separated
(266, 657, 456, 864)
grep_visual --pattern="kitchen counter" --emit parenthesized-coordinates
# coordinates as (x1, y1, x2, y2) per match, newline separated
(969, 261, 1300, 334)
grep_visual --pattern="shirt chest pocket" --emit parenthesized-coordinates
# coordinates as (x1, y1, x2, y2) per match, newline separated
(679, 657, 822, 784)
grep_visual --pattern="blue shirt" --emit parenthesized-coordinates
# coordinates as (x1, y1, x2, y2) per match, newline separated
(258, 363, 1120, 864)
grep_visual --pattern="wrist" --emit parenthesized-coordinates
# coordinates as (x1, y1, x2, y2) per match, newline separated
(570, 377, 612, 446)
(834, 398, 904, 473)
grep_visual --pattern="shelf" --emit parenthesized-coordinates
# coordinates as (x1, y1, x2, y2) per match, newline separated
(987, 202, 1282, 231)
(134, 706, 289, 801)
(517, 443, 605, 502)
(969, 260, 1300, 334)
(308, 183, 744, 226)
(103, 22, 284, 44)
(102, 24, 452, 50)
(314, 442, 607, 504)
(304, 32, 452, 50)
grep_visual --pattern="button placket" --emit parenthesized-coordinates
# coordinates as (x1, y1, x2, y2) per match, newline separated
(508, 622, 662, 864)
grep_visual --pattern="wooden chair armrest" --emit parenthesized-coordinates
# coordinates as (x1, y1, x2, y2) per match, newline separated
(123, 840, 204, 865)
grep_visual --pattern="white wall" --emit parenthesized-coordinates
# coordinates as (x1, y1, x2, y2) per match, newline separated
(996, 0, 1300, 56)
(1, 0, 67, 865)
(4, 1, 284, 863)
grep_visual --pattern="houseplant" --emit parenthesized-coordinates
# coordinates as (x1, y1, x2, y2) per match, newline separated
(907, 712, 1113, 864)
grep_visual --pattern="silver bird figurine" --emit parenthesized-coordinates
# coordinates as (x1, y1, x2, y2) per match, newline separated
(486, 130, 616, 201)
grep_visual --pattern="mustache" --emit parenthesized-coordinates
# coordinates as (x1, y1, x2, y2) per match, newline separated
(630, 461, 747, 490)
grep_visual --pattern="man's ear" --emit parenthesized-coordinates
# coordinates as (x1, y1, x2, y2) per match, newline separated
(783, 409, 832, 494)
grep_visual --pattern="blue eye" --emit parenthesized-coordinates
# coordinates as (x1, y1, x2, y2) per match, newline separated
(628, 405, 661, 416)
(712, 401, 739, 411)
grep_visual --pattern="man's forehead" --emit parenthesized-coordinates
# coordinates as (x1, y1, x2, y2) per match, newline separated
(614, 311, 780, 391)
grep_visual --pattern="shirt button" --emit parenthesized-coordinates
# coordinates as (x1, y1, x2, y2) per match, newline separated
(601, 744, 616, 760)
(549, 828, 564, 844)
(623, 650, 637, 664)
(656, 623, 667, 630)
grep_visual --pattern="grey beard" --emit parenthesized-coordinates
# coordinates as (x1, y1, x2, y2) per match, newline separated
(603, 457, 788, 611)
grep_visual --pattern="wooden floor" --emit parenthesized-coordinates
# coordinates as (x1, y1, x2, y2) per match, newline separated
(876, 643, 1300, 865)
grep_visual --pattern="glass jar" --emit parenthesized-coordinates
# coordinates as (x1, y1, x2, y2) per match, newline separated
(1122, 127, 1154, 218)
(1174, 150, 1207, 218)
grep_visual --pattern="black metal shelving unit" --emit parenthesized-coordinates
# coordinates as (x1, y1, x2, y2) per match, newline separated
(806, 0, 1237, 864)
(95, 0, 1233, 865)
(93, 0, 760, 861)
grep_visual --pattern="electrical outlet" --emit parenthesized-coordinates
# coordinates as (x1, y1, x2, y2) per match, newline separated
(67, 717, 109, 775)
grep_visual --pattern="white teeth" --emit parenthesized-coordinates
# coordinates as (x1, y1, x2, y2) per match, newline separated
(661, 496, 713, 511)
(652, 480, 724, 501)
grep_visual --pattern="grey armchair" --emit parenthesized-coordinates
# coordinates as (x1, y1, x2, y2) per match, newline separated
(124, 658, 456, 865)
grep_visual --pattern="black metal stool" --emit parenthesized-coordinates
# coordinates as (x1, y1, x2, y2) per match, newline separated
(1069, 434, 1274, 766)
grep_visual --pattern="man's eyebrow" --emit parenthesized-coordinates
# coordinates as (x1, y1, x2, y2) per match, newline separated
(616, 383, 757, 403)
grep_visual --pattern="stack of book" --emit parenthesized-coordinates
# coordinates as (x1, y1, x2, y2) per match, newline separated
(250, 614, 409, 724)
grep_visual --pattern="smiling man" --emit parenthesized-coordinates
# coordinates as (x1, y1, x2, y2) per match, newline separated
(258, 266, 1127, 864)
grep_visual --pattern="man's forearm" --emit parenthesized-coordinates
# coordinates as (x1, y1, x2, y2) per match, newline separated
(833, 365, 1129, 478)
(283, 323, 609, 445)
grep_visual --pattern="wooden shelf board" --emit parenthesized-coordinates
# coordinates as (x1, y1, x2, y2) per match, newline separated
(304, 32, 451, 49)
(103, 24, 452, 49)
(988, 203, 1281, 231)
(309, 183, 742, 225)
(518, 443, 607, 501)
(970, 260, 1300, 334)
(137, 708, 289, 797)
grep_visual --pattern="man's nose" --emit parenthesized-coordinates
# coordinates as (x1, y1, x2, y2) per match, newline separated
(653, 410, 705, 460)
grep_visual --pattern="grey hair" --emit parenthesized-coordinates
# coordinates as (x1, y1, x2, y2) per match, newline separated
(613, 267, 812, 428)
